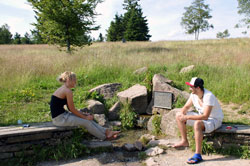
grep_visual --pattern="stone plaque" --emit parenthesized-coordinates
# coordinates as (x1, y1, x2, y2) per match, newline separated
(153, 91, 173, 109)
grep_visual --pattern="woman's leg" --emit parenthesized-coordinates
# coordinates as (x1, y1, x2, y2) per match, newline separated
(63, 112, 107, 140)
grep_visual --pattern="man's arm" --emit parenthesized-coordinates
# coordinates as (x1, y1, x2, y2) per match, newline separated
(180, 97, 193, 115)
(185, 106, 212, 121)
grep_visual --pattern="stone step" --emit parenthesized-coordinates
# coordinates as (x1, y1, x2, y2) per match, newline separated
(0, 122, 77, 138)
(215, 124, 250, 134)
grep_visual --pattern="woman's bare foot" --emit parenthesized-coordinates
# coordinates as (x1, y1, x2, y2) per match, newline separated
(105, 130, 120, 140)
(172, 141, 189, 148)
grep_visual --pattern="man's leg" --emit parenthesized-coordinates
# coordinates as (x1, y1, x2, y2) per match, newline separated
(194, 120, 205, 154)
(173, 113, 189, 147)
(187, 120, 205, 164)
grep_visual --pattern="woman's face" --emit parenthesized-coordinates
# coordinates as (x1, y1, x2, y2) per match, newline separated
(67, 78, 77, 88)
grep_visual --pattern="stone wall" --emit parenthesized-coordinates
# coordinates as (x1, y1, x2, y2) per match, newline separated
(205, 124, 250, 148)
(0, 122, 77, 160)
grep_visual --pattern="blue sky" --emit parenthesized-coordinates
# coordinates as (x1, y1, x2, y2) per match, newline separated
(0, 0, 248, 41)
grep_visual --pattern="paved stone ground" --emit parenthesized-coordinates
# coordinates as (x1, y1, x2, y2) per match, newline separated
(38, 147, 249, 166)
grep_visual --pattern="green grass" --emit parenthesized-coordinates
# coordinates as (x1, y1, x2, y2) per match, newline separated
(0, 39, 250, 125)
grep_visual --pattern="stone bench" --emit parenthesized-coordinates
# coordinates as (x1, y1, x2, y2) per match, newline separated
(0, 122, 79, 160)
(205, 124, 250, 148)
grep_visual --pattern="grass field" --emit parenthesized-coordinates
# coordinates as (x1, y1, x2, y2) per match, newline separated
(0, 38, 250, 126)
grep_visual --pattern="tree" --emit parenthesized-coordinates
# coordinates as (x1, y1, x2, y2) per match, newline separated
(216, 29, 230, 39)
(236, 0, 250, 33)
(106, 14, 125, 41)
(13, 32, 21, 44)
(28, 0, 102, 52)
(97, 33, 104, 42)
(123, 0, 151, 41)
(31, 28, 44, 44)
(181, 0, 213, 40)
(106, 0, 151, 42)
(21, 32, 32, 44)
(0, 24, 12, 44)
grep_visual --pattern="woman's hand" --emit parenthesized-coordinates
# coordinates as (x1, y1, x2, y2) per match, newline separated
(86, 114, 94, 121)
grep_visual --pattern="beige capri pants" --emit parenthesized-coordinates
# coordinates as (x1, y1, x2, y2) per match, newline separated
(52, 112, 107, 140)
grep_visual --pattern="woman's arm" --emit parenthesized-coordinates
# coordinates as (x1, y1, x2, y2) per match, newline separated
(66, 90, 93, 120)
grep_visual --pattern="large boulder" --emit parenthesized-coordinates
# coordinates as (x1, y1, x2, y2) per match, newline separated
(160, 108, 181, 137)
(147, 115, 161, 133)
(93, 114, 107, 126)
(180, 65, 195, 74)
(89, 83, 122, 99)
(146, 99, 154, 115)
(117, 84, 148, 114)
(153, 74, 189, 101)
(108, 102, 121, 121)
(87, 100, 105, 114)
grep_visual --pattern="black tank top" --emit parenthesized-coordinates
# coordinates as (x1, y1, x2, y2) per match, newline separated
(50, 95, 68, 118)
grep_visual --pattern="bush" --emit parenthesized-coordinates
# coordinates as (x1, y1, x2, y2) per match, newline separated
(120, 102, 137, 130)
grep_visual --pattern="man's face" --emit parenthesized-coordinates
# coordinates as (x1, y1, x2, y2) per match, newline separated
(189, 86, 198, 94)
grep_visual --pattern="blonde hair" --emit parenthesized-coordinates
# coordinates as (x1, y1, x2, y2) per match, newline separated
(57, 71, 76, 83)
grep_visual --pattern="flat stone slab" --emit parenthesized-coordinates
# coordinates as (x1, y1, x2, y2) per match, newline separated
(215, 124, 250, 134)
(0, 122, 77, 138)
(82, 140, 112, 149)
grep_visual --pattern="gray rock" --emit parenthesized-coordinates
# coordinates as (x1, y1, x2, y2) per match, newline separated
(108, 102, 121, 121)
(180, 65, 195, 74)
(107, 121, 121, 127)
(89, 83, 122, 99)
(145, 146, 164, 156)
(146, 100, 154, 115)
(133, 67, 148, 75)
(139, 134, 156, 142)
(148, 138, 180, 147)
(147, 115, 161, 133)
(152, 107, 171, 115)
(87, 100, 105, 114)
(152, 74, 189, 101)
(123, 143, 136, 151)
(93, 114, 107, 126)
(134, 141, 143, 151)
(117, 84, 148, 114)
(137, 115, 151, 128)
(160, 108, 180, 137)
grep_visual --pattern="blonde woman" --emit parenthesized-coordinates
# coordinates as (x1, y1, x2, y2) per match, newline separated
(50, 71, 119, 140)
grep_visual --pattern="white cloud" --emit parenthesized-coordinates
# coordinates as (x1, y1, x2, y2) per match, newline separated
(0, 0, 33, 11)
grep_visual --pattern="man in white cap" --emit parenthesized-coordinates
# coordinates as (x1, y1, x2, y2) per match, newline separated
(173, 77, 223, 164)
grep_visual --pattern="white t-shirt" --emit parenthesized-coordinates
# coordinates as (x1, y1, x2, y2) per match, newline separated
(190, 88, 224, 121)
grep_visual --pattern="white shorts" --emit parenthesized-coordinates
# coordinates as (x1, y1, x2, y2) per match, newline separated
(186, 111, 222, 133)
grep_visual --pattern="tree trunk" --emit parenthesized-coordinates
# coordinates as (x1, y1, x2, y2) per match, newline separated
(67, 39, 70, 53)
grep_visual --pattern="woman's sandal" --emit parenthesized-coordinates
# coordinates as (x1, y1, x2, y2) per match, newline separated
(187, 153, 203, 164)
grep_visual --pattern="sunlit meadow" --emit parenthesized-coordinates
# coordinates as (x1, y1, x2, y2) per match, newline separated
(0, 38, 250, 125)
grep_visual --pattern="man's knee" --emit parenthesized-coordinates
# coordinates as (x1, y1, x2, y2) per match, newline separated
(194, 120, 204, 130)
(175, 112, 182, 121)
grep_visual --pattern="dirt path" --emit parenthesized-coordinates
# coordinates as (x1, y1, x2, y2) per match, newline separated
(38, 147, 249, 166)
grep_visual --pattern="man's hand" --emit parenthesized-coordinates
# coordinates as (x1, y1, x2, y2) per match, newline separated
(177, 113, 188, 122)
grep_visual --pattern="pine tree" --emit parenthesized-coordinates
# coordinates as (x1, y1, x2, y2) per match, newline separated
(13, 32, 21, 44)
(28, 0, 102, 52)
(106, 0, 151, 41)
(123, 0, 151, 41)
(106, 14, 125, 41)
(0, 24, 12, 44)
(21, 32, 32, 44)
